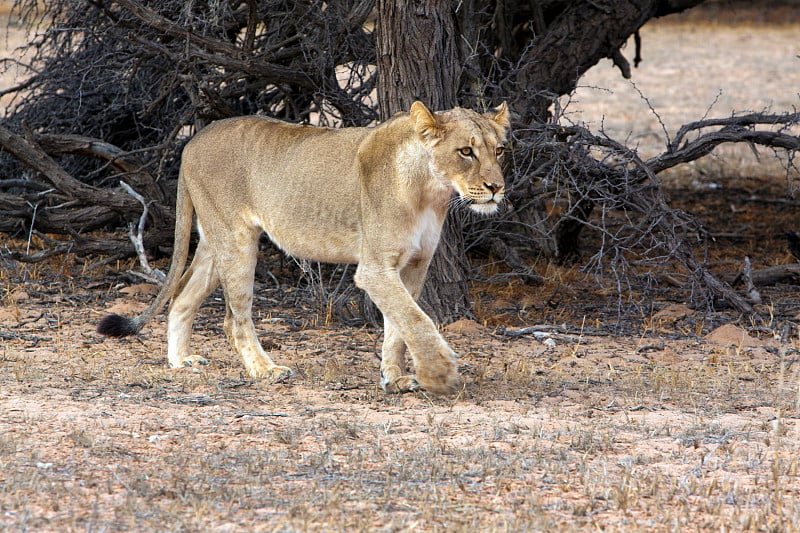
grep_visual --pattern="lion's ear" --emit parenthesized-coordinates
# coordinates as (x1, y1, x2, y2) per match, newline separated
(410, 101, 443, 140)
(489, 102, 511, 129)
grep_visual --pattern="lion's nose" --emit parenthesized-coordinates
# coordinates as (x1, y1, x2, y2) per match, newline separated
(484, 182, 503, 195)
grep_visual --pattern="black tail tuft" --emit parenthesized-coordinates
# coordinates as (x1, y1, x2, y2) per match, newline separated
(97, 314, 140, 338)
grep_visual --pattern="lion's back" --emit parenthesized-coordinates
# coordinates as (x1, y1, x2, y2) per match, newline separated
(181, 116, 371, 264)
(187, 116, 367, 173)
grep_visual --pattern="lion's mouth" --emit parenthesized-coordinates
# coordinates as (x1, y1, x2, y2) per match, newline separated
(468, 198, 501, 214)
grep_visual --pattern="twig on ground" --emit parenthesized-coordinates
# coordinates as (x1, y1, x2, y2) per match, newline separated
(234, 412, 289, 418)
(734, 262, 800, 287)
(742, 256, 762, 305)
(120, 181, 165, 284)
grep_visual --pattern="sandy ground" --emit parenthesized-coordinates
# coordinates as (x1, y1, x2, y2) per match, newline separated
(1, 289, 800, 531)
(2, 7, 800, 533)
(564, 20, 800, 180)
(568, 23, 800, 153)
(0, 12, 35, 114)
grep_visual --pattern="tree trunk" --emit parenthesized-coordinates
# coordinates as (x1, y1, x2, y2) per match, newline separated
(375, 0, 460, 117)
(375, 0, 472, 324)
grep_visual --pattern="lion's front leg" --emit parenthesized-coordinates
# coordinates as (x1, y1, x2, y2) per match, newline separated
(356, 263, 461, 396)
(380, 319, 418, 393)
(379, 257, 448, 393)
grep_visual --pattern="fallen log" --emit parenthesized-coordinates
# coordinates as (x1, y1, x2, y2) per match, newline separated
(734, 263, 800, 287)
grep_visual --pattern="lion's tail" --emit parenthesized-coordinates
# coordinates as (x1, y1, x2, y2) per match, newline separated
(98, 170, 194, 338)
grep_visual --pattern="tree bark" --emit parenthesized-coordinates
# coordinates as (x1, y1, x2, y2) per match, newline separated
(375, 0, 472, 324)
(376, 0, 460, 117)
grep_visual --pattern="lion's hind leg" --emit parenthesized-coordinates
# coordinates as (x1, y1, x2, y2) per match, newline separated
(211, 228, 293, 384)
(167, 238, 219, 369)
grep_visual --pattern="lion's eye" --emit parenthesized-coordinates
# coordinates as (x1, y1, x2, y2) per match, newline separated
(458, 147, 474, 157)
(495, 146, 505, 157)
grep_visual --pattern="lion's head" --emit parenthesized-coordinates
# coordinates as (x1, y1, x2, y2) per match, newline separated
(410, 101, 510, 214)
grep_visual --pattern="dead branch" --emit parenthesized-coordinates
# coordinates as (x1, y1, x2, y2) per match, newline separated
(0, 191, 121, 234)
(507, 120, 763, 317)
(651, 113, 800, 174)
(669, 113, 800, 151)
(615, 138, 759, 317)
(4, 241, 73, 263)
(34, 133, 167, 205)
(742, 257, 762, 304)
(0, 124, 138, 213)
(734, 263, 800, 287)
(0, 179, 50, 192)
(0, 124, 176, 261)
(120, 181, 165, 284)
(0, 227, 175, 264)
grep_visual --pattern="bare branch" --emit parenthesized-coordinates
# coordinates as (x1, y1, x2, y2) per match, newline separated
(649, 114, 800, 175)
(119, 181, 165, 284)
(33, 133, 167, 205)
(0, 123, 135, 210)
(669, 112, 800, 150)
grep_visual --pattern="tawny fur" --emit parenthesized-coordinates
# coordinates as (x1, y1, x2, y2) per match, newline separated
(98, 101, 510, 395)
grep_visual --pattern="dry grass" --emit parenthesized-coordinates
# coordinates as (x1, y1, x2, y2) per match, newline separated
(1, 255, 800, 531)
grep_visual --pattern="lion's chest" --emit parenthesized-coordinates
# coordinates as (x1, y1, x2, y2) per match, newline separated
(397, 207, 443, 268)
(411, 208, 441, 253)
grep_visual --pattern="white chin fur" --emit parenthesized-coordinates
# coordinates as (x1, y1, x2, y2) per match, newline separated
(469, 202, 499, 215)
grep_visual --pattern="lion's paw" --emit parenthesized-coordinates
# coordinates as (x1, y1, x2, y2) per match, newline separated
(249, 363, 293, 384)
(416, 346, 462, 396)
(417, 370, 463, 396)
(267, 365, 293, 384)
(171, 354, 209, 369)
(381, 374, 419, 394)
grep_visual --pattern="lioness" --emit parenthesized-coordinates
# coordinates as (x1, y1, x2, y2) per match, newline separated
(98, 101, 510, 395)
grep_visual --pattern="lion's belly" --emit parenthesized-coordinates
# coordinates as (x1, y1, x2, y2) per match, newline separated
(253, 209, 362, 265)
(271, 230, 361, 264)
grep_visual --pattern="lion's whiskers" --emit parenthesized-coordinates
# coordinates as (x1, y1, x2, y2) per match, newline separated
(450, 195, 472, 210)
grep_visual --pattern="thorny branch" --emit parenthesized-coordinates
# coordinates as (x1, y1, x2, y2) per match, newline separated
(488, 111, 799, 317)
